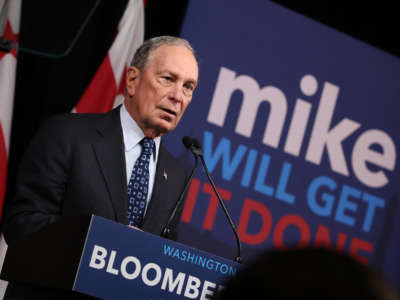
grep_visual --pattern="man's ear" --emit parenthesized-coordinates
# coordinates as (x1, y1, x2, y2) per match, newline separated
(126, 66, 140, 97)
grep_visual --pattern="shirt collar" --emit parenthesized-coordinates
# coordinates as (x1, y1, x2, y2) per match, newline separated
(120, 103, 160, 161)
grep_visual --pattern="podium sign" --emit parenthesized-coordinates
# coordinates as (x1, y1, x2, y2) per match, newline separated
(73, 216, 240, 299)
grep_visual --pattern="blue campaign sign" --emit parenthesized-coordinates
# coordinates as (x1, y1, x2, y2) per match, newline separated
(164, 0, 400, 289)
(73, 216, 240, 299)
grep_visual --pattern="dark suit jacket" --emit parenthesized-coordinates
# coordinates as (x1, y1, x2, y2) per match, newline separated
(2, 107, 188, 299)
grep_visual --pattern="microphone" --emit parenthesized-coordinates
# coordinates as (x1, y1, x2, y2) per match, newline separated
(183, 136, 203, 156)
(186, 136, 243, 263)
(161, 137, 199, 239)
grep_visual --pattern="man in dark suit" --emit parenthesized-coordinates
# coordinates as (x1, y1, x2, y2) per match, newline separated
(2, 35, 199, 299)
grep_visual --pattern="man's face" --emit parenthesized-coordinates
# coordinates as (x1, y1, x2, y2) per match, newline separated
(125, 44, 198, 138)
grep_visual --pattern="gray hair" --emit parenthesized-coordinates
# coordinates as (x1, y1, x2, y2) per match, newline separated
(130, 36, 196, 70)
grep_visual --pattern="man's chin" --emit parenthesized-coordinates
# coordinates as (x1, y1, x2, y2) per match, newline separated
(154, 120, 177, 134)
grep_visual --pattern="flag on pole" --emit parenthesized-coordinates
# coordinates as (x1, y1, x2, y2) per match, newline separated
(73, 0, 144, 113)
(0, 0, 22, 297)
(0, 0, 143, 297)
(0, 0, 20, 221)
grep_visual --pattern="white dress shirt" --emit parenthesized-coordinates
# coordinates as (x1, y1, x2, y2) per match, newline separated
(120, 103, 161, 212)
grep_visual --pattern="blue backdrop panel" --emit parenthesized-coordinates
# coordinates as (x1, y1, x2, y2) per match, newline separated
(165, 0, 400, 289)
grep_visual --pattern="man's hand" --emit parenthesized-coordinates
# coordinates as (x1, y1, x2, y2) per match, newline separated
(128, 225, 143, 231)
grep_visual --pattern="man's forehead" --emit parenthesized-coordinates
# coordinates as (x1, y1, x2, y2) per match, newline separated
(148, 44, 198, 75)
(152, 43, 195, 58)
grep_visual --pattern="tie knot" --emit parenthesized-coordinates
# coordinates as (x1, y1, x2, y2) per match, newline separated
(141, 138, 155, 155)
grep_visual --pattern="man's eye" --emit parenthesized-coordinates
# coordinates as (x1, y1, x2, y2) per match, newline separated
(162, 76, 173, 81)
(184, 84, 194, 92)
(183, 84, 194, 96)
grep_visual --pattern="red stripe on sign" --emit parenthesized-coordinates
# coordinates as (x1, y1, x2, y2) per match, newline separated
(75, 55, 117, 113)
(0, 124, 8, 221)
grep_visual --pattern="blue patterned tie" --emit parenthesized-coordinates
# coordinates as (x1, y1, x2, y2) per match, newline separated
(127, 138, 155, 227)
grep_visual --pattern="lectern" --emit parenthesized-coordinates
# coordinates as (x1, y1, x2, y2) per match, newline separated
(1, 215, 240, 299)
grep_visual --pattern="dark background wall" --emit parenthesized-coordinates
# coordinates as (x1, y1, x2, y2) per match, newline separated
(4, 0, 399, 219)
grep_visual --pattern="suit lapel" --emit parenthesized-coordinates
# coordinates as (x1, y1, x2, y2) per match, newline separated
(142, 145, 175, 232)
(92, 108, 128, 224)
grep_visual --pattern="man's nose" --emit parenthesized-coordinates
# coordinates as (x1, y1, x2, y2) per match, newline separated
(168, 84, 184, 102)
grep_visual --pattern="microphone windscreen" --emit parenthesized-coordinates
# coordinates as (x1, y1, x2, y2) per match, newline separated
(193, 138, 202, 149)
(182, 136, 193, 149)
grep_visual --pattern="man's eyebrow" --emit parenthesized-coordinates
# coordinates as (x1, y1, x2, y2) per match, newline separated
(159, 69, 198, 85)
(186, 78, 197, 86)
(158, 70, 175, 76)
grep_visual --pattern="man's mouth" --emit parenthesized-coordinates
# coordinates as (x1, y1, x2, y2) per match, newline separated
(160, 107, 177, 117)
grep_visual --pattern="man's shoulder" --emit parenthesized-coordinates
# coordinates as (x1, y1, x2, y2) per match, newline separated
(46, 108, 119, 128)
(40, 108, 119, 135)
(29, 108, 121, 149)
